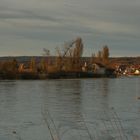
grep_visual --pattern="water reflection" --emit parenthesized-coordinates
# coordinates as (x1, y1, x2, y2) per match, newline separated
(41, 80, 91, 140)
(101, 78, 109, 97)
(0, 81, 18, 139)
(41, 79, 118, 139)
(79, 79, 116, 139)
(41, 79, 140, 140)
(0, 78, 140, 140)
(0, 80, 17, 109)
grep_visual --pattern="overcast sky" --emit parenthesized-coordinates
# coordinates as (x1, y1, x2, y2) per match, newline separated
(0, 0, 140, 56)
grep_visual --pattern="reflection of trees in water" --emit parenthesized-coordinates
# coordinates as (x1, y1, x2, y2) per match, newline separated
(42, 80, 93, 140)
(0, 81, 17, 109)
(79, 79, 112, 139)
(101, 78, 109, 97)
(98, 79, 128, 140)
(41, 79, 139, 140)
(79, 79, 127, 140)
(100, 78, 110, 114)
(0, 81, 18, 137)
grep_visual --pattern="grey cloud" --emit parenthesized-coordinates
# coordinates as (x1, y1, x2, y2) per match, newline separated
(0, 7, 60, 22)
(0, 0, 140, 56)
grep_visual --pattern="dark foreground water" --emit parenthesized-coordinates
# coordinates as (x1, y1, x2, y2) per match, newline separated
(0, 78, 140, 140)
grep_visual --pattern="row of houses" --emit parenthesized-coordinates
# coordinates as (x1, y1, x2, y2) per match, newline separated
(115, 64, 140, 76)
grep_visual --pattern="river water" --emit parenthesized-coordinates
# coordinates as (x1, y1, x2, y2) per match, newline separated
(0, 78, 140, 140)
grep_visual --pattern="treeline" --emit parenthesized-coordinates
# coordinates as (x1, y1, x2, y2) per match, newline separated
(0, 57, 48, 79)
(91, 45, 110, 65)
(0, 37, 113, 79)
(0, 59, 18, 79)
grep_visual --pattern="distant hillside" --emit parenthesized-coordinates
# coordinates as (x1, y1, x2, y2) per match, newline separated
(0, 56, 140, 65)
(110, 57, 140, 65)
(0, 56, 43, 63)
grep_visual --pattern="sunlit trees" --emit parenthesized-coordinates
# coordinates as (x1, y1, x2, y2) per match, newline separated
(55, 37, 84, 72)
(97, 50, 102, 62)
(30, 57, 36, 73)
(0, 59, 19, 79)
(91, 45, 110, 65)
(42, 48, 50, 72)
(0, 37, 112, 79)
(39, 58, 47, 73)
(102, 45, 109, 64)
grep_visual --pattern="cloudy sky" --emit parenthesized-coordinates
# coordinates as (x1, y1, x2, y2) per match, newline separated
(0, 0, 140, 56)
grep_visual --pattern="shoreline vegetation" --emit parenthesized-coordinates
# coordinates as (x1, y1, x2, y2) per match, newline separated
(0, 37, 140, 80)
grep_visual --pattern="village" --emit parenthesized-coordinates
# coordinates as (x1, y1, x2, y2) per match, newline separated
(115, 64, 140, 76)
(0, 37, 140, 79)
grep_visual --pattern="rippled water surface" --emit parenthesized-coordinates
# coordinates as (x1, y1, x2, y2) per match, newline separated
(0, 78, 140, 140)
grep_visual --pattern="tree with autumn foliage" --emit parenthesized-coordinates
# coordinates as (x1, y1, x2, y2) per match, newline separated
(102, 45, 109, 64)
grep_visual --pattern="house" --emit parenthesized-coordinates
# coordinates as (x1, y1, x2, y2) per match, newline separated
(134, 69, 140, 75)
(92, 63, 106, 74)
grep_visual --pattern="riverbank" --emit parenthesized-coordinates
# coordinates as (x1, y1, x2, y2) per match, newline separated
(0, 71, 117, 80)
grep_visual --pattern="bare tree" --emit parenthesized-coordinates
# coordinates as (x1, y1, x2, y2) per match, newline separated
(43, 48, 50, 56)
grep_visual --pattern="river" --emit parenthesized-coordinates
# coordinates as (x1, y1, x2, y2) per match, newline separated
(0, 78, 140, 140)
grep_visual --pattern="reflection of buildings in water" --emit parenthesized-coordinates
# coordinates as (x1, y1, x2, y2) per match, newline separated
(80, 79, 116, 139)
(81, 79, 110, 112)
(98, 79, 127, 140)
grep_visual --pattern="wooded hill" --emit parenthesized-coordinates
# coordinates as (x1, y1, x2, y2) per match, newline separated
(0, 56, 140, 65)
